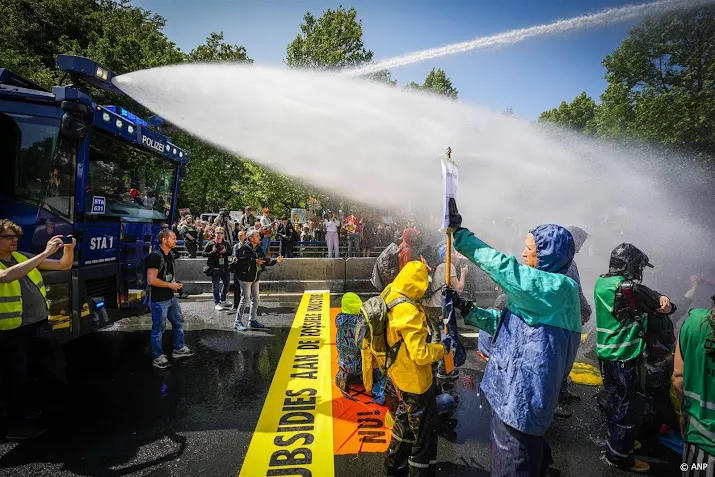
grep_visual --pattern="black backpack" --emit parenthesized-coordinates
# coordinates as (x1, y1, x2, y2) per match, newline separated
(137, 250, 166, 301)
(371, 243, 404, 290)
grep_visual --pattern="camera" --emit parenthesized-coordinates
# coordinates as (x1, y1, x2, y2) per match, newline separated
(62, 235, 74, 244)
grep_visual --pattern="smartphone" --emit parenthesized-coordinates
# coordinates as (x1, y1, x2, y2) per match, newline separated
(62, 235, 73, 244)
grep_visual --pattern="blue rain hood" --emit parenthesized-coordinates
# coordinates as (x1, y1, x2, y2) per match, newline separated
(531, 224, 575, 275)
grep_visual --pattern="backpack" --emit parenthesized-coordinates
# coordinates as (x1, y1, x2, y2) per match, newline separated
(371, 243, 404, 290)
(355, 288, 415, 393)
(137, 250, 166, 302)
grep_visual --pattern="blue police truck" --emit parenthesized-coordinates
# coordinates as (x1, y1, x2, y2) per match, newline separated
(0, 55, 189, 341)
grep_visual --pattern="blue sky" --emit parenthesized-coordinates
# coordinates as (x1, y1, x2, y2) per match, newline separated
(131, 0, 642, 120)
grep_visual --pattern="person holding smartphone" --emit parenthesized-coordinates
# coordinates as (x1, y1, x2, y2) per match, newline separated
(0, 219, 75, 439)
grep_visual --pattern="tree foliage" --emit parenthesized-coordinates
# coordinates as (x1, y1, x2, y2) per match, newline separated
(285, 6, 397, 87)
(538, 92, 597, 133)
(541, 6, 715, 159)
(186, 32, 252, 64)
(285, 7, 373, 70)
(405, 68, 458, 99)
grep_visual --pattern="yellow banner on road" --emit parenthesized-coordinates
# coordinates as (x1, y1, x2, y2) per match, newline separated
(239, 292, 334, 477)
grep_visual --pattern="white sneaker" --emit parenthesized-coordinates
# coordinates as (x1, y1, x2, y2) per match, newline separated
(214, 304, 224, 311)
(172, 346, 195, 359)
(221, 300, 232, 308)
(152, 355, 171, 369)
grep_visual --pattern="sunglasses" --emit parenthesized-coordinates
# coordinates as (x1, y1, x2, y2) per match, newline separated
(0, 235, 20, 240)
(216, 232, 224, 235)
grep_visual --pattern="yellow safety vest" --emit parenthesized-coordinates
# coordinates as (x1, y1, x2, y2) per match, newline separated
(0, 252, 48, 330)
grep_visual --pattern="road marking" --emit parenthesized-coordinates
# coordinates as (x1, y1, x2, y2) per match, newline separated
(329, 308, 392, 455)
(239, 291, 334, 477)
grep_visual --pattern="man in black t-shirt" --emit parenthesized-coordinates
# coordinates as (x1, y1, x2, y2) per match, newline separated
(147, 229, 194, 369)
(204, 226, 232, 310)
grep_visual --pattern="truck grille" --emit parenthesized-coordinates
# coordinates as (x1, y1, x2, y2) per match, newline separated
(85, 276, 118, 309)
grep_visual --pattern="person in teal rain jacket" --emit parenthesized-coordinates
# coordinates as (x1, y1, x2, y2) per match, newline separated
(446, 200, 582, 476)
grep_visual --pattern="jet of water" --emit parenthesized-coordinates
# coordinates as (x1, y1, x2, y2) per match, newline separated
(113, 64, 713, 289)
(347, 0, 715, 76)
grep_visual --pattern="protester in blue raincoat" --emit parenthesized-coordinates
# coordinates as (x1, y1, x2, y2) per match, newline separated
(446, 199, 581, 476)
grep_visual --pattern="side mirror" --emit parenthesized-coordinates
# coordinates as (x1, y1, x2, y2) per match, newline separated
(180, 165, 188, 178)
(59, 101, 93, 140)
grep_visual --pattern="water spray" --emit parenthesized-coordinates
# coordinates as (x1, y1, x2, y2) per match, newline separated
(347, 0, 715, 76)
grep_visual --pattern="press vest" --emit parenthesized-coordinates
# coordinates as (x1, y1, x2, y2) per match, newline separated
(595, 275, 648, 361)
(0, 252, 48, 330)
(680, 307, 715, 456)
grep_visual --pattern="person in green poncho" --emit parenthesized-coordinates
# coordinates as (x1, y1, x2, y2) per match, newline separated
(673, 295, 715, 475)
(594, 243, 674, 473)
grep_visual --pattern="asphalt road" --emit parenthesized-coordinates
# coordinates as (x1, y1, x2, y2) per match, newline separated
(0, 296, 684, 477)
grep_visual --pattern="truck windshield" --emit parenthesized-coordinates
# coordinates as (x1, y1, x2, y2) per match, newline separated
(87, 132, 176, 221)
(0, 112, 76, 221)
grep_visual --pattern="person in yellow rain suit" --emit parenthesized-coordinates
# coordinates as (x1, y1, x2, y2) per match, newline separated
(383, 261, 453, 477)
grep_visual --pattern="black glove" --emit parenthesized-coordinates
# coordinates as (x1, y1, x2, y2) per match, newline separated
(446, 287, 473, 316)
(448, 198, 462, 230)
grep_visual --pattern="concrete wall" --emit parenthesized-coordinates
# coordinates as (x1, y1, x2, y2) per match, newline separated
(174, 257, 376, 294)
(175, 257, 499, 306)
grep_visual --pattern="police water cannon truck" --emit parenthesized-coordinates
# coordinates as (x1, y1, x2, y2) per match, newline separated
(0, 55, 189, 341)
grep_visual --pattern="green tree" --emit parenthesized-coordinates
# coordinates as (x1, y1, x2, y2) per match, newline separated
(405, 68, 458, 99)
(186, 32, 252, 63)
(538, 92, 597, 133)
(595, 6, 715, 154)
(285, 6, 397, 86)
(286, 7, 373, 70)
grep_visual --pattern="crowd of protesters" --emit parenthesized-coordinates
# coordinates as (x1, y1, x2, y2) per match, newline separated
(172, 206, 413, 259)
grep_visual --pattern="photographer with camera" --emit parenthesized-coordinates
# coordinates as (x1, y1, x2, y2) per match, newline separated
(233, 228, 283, 331)
(204, 226, 232, 310)
(213, 209, 234, 246)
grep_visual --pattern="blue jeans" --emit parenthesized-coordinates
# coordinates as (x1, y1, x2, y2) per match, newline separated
(235, 280, 260, 325)
(211, 268, 230, 303)
(150, 297, 186, 359)
(261, 237, 271, 254)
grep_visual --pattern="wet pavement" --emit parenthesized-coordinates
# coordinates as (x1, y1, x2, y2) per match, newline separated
(0, 296, 684, 477)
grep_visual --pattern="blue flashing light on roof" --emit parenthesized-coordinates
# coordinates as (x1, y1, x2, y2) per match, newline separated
(104, 106, 150, 128)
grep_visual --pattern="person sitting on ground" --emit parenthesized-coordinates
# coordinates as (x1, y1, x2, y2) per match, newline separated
(594, 243, 674, 473)
(446, 200, 581, 476)
(233, 228, 283, 331)
(335, 292, 364, 393)
(673, 295, 715, 476)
